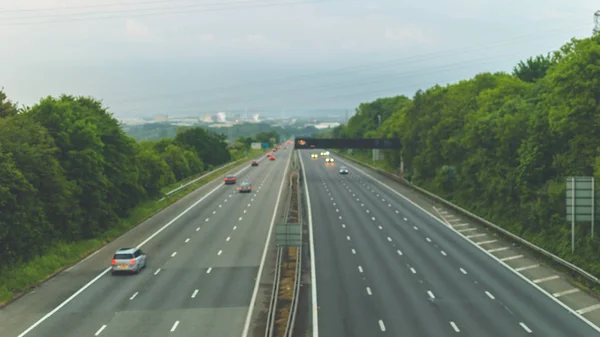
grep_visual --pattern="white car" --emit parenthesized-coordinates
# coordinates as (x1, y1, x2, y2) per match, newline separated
(325, 157, 335, 163)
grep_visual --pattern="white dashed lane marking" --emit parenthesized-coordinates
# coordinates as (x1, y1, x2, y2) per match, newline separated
(171, 252, 177, 257)
(185, 238, 190, 243)
(154, 268, 161, 275)
(206, 267, 212, 274)
(387, 237, 392, 242)
(94, 325, 107, 336)
(191, 289, 199, 298)
(485, 291, 495, 300)
(460, 268, 467, 274)
(129, 292, 138, 300)
(171, 321, 180, 332)
(450, 321, 460, 332)
(379, 320, 386, 332)
(519, 322, 532, 333)
(366, 287, 372, 295)
(217, 250, 223, 256)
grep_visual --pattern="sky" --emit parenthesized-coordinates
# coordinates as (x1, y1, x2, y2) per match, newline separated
(0, 0, 598, 118)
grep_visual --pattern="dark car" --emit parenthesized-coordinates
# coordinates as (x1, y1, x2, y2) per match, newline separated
(251, 161, 259, 166)
(224, 175, 236, 184)
(238, 182, 252, 193)
(339, 166, 349, 174)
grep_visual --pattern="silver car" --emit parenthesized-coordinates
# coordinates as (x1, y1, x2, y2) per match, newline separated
(111, 247, 147, 275)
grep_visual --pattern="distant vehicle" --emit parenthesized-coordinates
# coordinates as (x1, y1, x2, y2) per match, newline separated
(325, 157, 335, 163)
(111, 247, 147, 275)
(339, 166, 349, 174)
(238, 182, 252, 193)
(269, 155, 275, 161)
(311, 153, 318, 159)
(320, 151, 326, 156)
(251, 161, 259, 166)
(224, 175, 236, 184)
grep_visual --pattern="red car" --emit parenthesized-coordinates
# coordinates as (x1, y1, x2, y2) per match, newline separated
(224, 175, 236, 184)
(269, 156, 275, 161)
(251, 161, 259, 166)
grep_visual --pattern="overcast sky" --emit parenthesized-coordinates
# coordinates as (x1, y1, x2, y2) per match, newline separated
(0, 0, 597, 117)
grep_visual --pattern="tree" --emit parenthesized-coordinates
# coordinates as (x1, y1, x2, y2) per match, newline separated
(512, 54, 556, 83)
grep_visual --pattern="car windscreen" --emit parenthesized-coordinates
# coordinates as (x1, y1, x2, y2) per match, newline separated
(113, 253, 134, 259)
(226, 175, 235, 178)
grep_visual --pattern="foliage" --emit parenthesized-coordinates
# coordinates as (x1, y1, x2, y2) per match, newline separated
(0, 93, 238, 273)
(332, 34, 600, 276)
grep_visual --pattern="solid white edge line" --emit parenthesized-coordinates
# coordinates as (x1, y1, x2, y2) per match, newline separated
(340, 158, 600, 333)
(299, 152, 320, 337)
(240, 150, 292, 337)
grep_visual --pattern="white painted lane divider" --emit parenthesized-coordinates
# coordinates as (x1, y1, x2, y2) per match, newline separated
(397, 250, 403, 256)
(410, 268, 416, 274)
(577, 304, 600, 315)
(485, 291, 495, 300)
(358, 266, 363, 273)
(487, 247, 509, 253)
(515, 264, 539, 272)
(191, 289, 199, 298)
(171, 321, 180, 332)
(519, 322, 532, 333)
(342, 224, 346, 228)
(154, 268, 161, 275)
(217, 250, 223, 256)
(378, 225, 383, 230)
(346, 236, 351, 241)
(379, 320, 386, 332)
(387, 237, 392, 242)
(403, 217, 408, 221)
(533, 275, 559, 284)
(450, 321, 460, 332)
(460, 268, 467, 274)
(441, 251, 447, 256)
(500, 255, 523, 262)
(226, 236, 231, 242)
(366, 287, 372, 295)
(352, 249, 356, 254)
(196, 227, 200, 231)
(171, 252, 177, 257)
(185, 238, 190, 243)
(206, 267, 212, 274)
(426, 237, 432, 242)
(130, 292, 139, 300)
(553, 288, 580, 297)
(205, 218, 209, 222)
(427, 291, 435, 299)
(95, 325, 107, 336)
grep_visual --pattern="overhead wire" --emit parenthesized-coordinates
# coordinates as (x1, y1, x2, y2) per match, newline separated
(106, 24, 588, 106)
(115, 52, 515, 115)
(0, 0, 342, 25)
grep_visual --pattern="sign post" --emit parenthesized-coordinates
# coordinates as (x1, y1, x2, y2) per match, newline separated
(566, 176, 595, 253)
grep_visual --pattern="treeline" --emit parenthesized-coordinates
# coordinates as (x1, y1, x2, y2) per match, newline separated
(332, 33, 600, 275)
(0, 93, 231, 269)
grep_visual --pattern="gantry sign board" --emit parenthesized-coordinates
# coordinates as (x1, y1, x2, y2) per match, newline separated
(275, 223, 302, 247)
(294, 138, 402, 150)
(566, 176, 595, 222)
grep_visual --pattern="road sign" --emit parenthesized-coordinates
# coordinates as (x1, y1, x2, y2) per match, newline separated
(566, 176, 595, 252)
(566, 176, 594, 222)
(263, 142, 269, 148)
(275, 223, 302, 247)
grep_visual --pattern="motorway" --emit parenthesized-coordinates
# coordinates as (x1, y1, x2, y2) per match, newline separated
(1, 148, 291, 337)
(300, 151, 600, 337)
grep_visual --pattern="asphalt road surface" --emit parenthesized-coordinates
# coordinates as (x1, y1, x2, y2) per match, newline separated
(300, 151, 600, 337)
(2, 149, 290, 337)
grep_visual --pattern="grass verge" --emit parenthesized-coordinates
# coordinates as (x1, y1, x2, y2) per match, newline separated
(0, 149, 266, 307)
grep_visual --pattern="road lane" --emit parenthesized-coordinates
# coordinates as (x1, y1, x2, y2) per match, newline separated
(304, 174, 382, 337)
(11, 149, 290, 337)
(323, 152, 600, 337)
(336, 172, 530, 336)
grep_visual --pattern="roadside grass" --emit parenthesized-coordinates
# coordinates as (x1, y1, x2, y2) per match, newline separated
(0, 149, 266, 306)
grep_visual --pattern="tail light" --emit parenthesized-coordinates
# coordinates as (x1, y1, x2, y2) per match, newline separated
(111, 259, 116, 265)
(130, 259, 136, 265)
